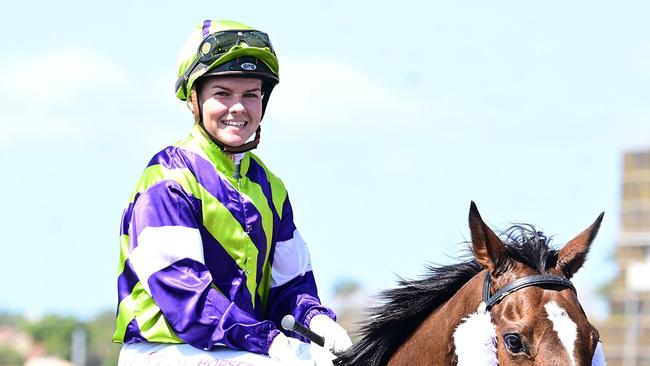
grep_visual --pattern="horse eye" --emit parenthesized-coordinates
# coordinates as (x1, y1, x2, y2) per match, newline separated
(503, 333, 526, 354)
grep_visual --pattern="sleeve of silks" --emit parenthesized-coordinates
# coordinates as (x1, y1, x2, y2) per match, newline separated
(591, 342, 606, 366)
(266, 195, 336, 340)
(127, 180, 280, 353)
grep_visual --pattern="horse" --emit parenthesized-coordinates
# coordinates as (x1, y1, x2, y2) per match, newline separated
(334, 202, 604, 366)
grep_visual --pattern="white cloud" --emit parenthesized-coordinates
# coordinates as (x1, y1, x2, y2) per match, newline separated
(269, 57, 426, 132)
(0, 48, 131, 146)
(0, 48, 129, 104)
(0, 112, 90, 145)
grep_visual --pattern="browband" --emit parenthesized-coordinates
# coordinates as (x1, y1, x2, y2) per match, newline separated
(482, 272, 575, 311)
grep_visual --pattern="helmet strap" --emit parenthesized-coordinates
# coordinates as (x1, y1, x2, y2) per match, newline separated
(190, 89, 262, 154)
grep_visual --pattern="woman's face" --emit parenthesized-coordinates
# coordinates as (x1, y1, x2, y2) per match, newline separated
(198, 76, 263, 147)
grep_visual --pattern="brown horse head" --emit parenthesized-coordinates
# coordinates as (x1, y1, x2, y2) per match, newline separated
(468, 201, 603, 365)
(334, 202, 603, 366)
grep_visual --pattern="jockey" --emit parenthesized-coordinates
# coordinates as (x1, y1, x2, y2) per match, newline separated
(113, 19, 352, 365)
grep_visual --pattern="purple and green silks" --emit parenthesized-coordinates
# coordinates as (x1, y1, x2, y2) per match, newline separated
(113, 125, 335, 354)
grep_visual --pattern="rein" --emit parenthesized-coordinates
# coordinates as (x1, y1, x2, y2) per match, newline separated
(482, 271, 575, 311)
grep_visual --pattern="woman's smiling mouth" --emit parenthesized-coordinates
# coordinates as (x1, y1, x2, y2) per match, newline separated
(221, 120, 247, 127)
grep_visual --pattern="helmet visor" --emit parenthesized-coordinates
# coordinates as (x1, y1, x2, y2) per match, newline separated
(176, 30, 275, 92)
(200, 30, 274, 59)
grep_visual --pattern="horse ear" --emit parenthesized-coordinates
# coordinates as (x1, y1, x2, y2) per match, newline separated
(469, 201, 508, 274)
(556, 212, 604, 278)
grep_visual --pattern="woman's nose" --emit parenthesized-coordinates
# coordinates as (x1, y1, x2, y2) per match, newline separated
(229, 99, 246, 113)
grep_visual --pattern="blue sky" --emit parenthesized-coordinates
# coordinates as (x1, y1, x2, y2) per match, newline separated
(1, 1, 649, 321)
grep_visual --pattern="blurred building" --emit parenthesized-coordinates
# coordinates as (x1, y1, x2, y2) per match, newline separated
(598, 149, 650, 365)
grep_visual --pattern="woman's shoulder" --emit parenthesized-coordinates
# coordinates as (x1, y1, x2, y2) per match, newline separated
(145, 130, 210, 171)
(145, 144, 191, 170)
(127, 145, 201, 203)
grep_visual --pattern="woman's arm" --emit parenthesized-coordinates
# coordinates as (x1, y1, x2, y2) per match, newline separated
(127, 180, 280, 353)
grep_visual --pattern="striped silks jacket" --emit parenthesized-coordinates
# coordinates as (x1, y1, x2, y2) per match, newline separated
(113, 124, 334, 353)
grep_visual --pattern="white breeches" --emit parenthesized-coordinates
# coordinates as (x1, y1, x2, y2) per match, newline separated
(118, 342, 280, 366)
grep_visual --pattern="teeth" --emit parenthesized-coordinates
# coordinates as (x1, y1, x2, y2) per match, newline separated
(222, 121, 246, 127)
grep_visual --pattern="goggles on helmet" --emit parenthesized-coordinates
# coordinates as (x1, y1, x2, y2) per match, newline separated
(175, 30, 275, 93)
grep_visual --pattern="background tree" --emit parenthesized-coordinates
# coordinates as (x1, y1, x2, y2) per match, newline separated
(24, 314, 79, 360)
(0, 345, 24, 366)
(85, 310, 119, 366)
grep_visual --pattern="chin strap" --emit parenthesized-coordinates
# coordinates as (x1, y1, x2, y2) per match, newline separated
(190, 89, 262, 153)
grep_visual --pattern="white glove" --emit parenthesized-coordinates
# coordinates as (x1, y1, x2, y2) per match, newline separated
(309, 315, 352, 354)
(268, 333, 335, 366)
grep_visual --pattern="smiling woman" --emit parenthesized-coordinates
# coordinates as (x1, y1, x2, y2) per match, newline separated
(113, 19, 351, 366)
(198, 77, 263, 147)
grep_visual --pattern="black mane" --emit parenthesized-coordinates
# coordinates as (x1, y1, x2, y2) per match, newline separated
(501, 224, 558, 274)
(334, 224, 559, 366)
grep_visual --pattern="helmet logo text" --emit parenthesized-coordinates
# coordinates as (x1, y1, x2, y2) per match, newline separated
(241, 63, 257, 71)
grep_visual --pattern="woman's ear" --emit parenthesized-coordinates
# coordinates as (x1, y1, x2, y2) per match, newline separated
(190, 88, 201, 123)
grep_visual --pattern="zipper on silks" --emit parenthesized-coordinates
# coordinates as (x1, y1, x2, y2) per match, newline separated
(237, 177, 252, 233)
(233, 160, 250, 231)
(234, 161, 253, 279)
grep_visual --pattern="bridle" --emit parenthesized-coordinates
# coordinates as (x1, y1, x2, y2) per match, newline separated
(482, 271, 576, 311)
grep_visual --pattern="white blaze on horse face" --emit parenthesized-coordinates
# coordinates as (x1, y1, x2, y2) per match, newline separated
(452, 303, 498, 366)
(545, 301, 577, 366)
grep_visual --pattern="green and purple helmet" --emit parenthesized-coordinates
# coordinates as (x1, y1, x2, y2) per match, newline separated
(175, 19, 280, 109)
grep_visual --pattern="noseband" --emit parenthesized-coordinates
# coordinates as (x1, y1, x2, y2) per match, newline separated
(482, 272, 576, 311)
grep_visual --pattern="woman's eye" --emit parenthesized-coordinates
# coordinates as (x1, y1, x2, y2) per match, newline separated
(244, 93, 260, 99)
(503, 333, 526, 354)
